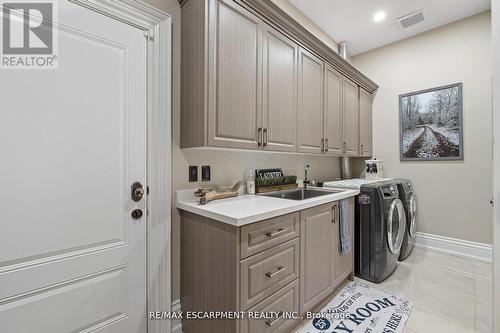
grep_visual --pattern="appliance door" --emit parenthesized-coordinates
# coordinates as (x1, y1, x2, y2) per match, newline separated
(408, 193, 418, 237)
(387, 199, 406, 254)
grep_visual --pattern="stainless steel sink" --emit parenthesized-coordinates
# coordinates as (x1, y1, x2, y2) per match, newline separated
(260, 188, 344, 201)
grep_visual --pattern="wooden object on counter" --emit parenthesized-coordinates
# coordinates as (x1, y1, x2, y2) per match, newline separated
(255, 183, 298, 193)
(254, 174, 297, 193)
(197, 181, 244, 205)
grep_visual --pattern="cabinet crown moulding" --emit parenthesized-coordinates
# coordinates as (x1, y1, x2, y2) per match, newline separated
(178, 0, 378, 93)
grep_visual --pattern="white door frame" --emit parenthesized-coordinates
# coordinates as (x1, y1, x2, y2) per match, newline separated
(68, 1, 172, 332)
(493, 0, 499, 331)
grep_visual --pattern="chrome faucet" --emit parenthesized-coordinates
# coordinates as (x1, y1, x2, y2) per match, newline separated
(304, 164, 311, 188)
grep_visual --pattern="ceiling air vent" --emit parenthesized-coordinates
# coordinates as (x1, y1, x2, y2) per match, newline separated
(396, 9, 425, 29)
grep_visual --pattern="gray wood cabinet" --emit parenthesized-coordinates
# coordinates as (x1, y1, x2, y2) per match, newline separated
(299, 203, 335, 313)
(262, 25, 298, 152)
(331, 199, 355, 287)
(342, 78, 360, 156)
(297, 47, 324, 154)
(180, 198, 355, 333)
(208, 0, 262, 149)
(359, 88, 373, 157)
(180, 0, 374, 157)
(323, 65, 344, 155)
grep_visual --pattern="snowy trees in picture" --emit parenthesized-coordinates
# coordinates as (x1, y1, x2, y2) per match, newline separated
(400, 83, 463, 161)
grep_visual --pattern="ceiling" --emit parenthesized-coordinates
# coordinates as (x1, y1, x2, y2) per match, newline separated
(289, 0, 491, 55)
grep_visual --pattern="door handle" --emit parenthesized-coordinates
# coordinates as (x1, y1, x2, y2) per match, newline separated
(131, 182, 145, 202)
(263, 128, 268, 147)
(321, 138, 325, 152)
(258, 127, 262, 146)
(325, 138, 329, 152)
(131, 209, 143, 219)
(332, 205, 336, 223)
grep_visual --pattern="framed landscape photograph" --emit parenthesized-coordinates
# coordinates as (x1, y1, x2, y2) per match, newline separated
(400, 83, 463, 161)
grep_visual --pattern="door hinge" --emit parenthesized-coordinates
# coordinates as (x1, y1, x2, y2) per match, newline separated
(143, 29, 155, 41)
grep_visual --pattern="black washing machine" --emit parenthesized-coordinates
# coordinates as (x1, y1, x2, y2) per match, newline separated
(355, 181, 406, 283)
(395, 179, 417, 261)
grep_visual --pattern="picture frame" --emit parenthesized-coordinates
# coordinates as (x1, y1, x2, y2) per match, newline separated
(399, 83, 464, 161)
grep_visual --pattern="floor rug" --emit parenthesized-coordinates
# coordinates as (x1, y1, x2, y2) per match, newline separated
(297, 281, 412, 333)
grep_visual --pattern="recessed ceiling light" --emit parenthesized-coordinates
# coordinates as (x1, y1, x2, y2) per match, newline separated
(373, 11, 386, 23)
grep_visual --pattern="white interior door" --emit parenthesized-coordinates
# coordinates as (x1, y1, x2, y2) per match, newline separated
(0, 1, 147, 332)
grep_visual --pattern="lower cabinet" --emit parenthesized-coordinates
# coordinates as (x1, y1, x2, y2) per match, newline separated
(180, 198, 354, 333)
(240, 280, 300, 333)
(300, 203, 335, 313)
(299, 200, 354, 314)
(332, 198, 355, 287)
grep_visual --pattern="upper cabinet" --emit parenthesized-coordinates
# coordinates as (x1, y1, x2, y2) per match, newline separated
(359, 88, 373, 157)
(297, 48, 324, 154)
(262, 25, 298, 152)
(180, 0, 376, 157)
(342, 78, 360, 156)
(323, 64, 343, 155)
(207, 0, 262, 149)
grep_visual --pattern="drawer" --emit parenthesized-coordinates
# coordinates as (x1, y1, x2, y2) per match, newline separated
(240, 280, 300, 333)
(240, 212, 300, 259)
(240, 238, 299, 310)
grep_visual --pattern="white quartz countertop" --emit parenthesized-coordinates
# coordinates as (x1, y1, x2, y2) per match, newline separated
(176, 187, 359, 226)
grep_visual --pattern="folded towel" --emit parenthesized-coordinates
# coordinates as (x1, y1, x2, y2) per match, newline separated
(339, 199, 351, 255)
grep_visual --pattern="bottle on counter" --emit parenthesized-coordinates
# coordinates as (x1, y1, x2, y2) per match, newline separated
(246, 169, 256, 194)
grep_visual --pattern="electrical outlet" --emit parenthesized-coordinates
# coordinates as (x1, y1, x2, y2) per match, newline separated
(189, 166, 198, 182)
(202, 165, 211, 182)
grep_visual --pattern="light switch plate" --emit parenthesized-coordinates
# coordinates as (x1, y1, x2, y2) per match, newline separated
(189, 166, 198, 182)
(202, 165, 211, 182)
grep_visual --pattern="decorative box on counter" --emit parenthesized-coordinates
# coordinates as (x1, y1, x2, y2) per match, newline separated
(254, 168, 297, 193)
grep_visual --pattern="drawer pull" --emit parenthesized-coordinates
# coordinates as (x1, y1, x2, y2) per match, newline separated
(265, 311, 283, 327)
(266, 228, 286, 237)
(266, 266, 286, 278)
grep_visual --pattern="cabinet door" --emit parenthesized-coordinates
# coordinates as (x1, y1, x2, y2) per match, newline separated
(208, 0, 262, 149)
(359, 88, 373, 157)
(332, 198, 354, 287)
(297, 48, 324, 154)
(262, 25, 298, 152)
(300, 204, 334, 313)
(342, 78, 359, 156)
(324, 65, 343, 155)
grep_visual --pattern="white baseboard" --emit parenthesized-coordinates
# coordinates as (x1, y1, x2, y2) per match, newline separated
(415, 232, 492, 263)
(172, 299, 182, 333)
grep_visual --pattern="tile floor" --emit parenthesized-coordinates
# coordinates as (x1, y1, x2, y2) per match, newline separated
(292, 246, 493, 332)
(358, 247, 493, 332)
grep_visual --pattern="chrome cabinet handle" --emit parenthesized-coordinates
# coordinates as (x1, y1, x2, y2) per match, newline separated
(332, 205, 336, 223)
(321, 138, 325, 152)
(265, 311, 283, 326)
(263, 128, 268, 146)
(266, 228, 286, 237)
(325, 138, 329, 152)
(258, 128, 262, 146)
(266, 266, 285, 278)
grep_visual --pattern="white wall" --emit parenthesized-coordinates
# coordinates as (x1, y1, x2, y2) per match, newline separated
(270, 0, 339, 53)
(352, 12, 492, 244)
(491, 0, 500, 329)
